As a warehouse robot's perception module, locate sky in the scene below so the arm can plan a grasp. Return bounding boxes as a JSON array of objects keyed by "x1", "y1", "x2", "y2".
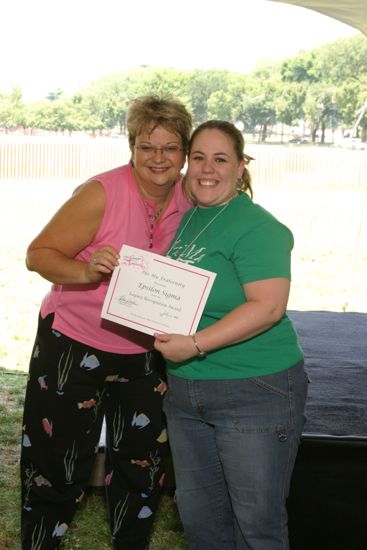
[{"x1": 1, "y1": 0, "x2": 359, "y2": 102}]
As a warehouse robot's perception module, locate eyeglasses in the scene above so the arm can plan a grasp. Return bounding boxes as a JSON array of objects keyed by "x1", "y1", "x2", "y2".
[{"x1": 135, "y1": 144, "x2": 183, "y2": 156}]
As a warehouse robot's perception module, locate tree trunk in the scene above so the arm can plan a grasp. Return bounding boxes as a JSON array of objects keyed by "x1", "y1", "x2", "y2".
[{"x1": 261, "y1": 124, "x2": 267, "y2": 142}]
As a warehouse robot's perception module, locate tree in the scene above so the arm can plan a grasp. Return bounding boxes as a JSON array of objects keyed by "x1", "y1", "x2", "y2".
[
  {"x1": 334, "y1": 75, "x2": 367, "y2": 139},
  {"x1": 314, "y1": 35, "x2": 367, "y2": 85},
  {"x1": 207, "y1": 90, "x2": 234, "y2": 120},
  {"x1": 303, "y1": 86, "x2": 339, "y2": 143},
  {"x1": 280, "y1": 51, "x2": 318, "y2": 83},
  {"x1": 24, "y1": 101, "x2": 47, "y2": 133},
  {"x1": 102, "y1": 82, "x2": 129, "y2": 132},
  {"x1": 186, "y1": 69, "x2": 233, "y2": 126},
  {"x1": 352, "y1": 77, "x2": 367, "y2": 141},
  {"x1": 276, "y1": 82, "x2": 306, "y2": 128},
  {"x1": 1, "y1": 35, "x2": 366, "y2": 141},
  {"x1": 0, "y1": 86, "x2": 26, "y2": 132},
  {"x1": 241, "y1": 66, "x2": 278, "y2": 141}
]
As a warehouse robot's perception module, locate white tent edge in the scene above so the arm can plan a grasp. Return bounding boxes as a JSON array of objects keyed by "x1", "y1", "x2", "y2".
[{"x1": 269, "y1": 0, "x2": 367, "y2": 36}]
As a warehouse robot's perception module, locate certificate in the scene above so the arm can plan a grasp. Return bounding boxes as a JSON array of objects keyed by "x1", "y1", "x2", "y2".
[{"x1": 101, "y1": 245, "x2": 216, "y2": 336}]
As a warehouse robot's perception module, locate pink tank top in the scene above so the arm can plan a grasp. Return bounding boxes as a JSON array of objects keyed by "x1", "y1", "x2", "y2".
[{"x1": 41, "y1": 163, "x2": 191, "y2": 353}]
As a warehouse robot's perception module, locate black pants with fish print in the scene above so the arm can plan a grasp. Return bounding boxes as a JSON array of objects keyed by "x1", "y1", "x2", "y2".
[{"x1": 20, "y1": 313, "x2": 168, "y2": 550}]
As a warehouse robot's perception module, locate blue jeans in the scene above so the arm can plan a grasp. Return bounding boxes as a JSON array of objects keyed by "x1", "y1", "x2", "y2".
[{"x1": 164, "y1": 360, "x2": 308, "y2": 550}]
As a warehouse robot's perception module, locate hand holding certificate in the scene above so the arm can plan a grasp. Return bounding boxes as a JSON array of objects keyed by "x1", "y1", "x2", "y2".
[{"x1": 101, "y1": 245, "x2": 216, "y2": 336}]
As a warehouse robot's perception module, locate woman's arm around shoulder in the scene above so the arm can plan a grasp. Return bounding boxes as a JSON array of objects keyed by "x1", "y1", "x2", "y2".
[{"x1": 26, "y1": 179, "x2": 119, "y2": 285}]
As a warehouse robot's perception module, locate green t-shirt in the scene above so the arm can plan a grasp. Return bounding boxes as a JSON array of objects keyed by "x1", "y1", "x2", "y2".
[{"x1": 166, "y1": 193, "x2": 303, "y2": 380}]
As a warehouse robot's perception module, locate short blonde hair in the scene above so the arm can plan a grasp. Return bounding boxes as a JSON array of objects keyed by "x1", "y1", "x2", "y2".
[{"x1": 126, "y1": 95, "x2": 192, "y2": 153}]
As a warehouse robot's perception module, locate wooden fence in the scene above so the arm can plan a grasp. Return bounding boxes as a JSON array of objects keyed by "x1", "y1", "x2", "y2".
[
  {"x1": 0, "y1": 138, "x2": 130, "y2": 181},
  {"x1": 0, "y1": 137, "x2": 366, "y2": 188}
]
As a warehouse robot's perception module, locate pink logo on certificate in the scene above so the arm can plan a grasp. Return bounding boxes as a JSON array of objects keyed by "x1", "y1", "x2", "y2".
[{"x1": 122, "y1": 254, "x2": 147, "y2": 270}]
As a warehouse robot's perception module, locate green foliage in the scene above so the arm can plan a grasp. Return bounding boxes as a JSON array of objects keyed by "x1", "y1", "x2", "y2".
[
  {"x1": 276, "y1": 82, "x2": 307, "y2": 126},
  {"x1": 239, "y1": 68, "x2": 279, "y2": 140},
  {"x1": 0, "y1": 86, "x2": 26, "y2": 130},
  {"x1": 1, "y1": 35, "x2": 367, "y2": 139},
  {"x1": 185, "y1": 68, "x2": 235, "y2": 124},
  {"x1": 207, "y1": 90, "x2": 233, "y2": 120},
  {"x1": 280, "y1": 50, "x2": 318, "y2": 83},
  {"x1": 314, "y1": 35, "x2": 367, "y2": 84}
]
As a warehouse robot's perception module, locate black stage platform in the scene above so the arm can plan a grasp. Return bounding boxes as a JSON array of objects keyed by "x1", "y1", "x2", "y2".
[{"x1": 287, "y1": 311, "x2": 367, "y2": 550}]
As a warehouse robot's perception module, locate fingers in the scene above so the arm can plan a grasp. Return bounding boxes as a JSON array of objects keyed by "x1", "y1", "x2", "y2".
[
  {"x1": 153, "y1": 339, "x2": 161, "y2": 352},
  {"x1": 154, "y1": 332, "x2": 170, "y2": 342},
  {"x1": 90, "y1": 246, "x2": 120, "y2": 273},
  {"x1": 153, "y1": 333, "x2": 169, "y2": 354},
  {"x1": 86, "y1": 246, "x2": 120, "y2": 282},
  {"x1": 154, "y1": 334, "x2": 199, "y2": 362}
]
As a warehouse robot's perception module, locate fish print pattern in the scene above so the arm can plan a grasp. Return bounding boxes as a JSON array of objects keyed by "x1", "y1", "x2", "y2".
[
  {"x1": 21, "y1": 314, "x2": 166, "y2": 546},
  {"x1": 80, "y1": 353, "x2": 100, "y2": 370},
  {"x1": 42, "y1": 418, "x2": 53, "y2": 437},
  {"x1": 131, "y1": 412, "x2": 151, "y2": 429}
]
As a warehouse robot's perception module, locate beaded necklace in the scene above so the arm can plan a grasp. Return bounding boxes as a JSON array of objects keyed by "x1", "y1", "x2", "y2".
[
  {"x1": 133, "y1": 166, "x2": 174, "y2": 249},
  {"x1": 142, "y1": 201, "x2": 164, "y2": 249}
]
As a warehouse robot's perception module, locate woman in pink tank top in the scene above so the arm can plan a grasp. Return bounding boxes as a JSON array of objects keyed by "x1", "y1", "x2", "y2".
[{"x1": 20, "y1": 95, "x2": 192, "y2": 550}]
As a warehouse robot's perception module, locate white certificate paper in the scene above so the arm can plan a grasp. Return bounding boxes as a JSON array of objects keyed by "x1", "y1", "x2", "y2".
[{"x1": 101, "y1": 245, "x2": 216, "y2": 336}]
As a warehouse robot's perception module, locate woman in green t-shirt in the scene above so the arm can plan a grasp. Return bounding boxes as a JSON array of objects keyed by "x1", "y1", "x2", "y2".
[{"x1": 154, "y1": 120, "x2": 308, "y2": 550}]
